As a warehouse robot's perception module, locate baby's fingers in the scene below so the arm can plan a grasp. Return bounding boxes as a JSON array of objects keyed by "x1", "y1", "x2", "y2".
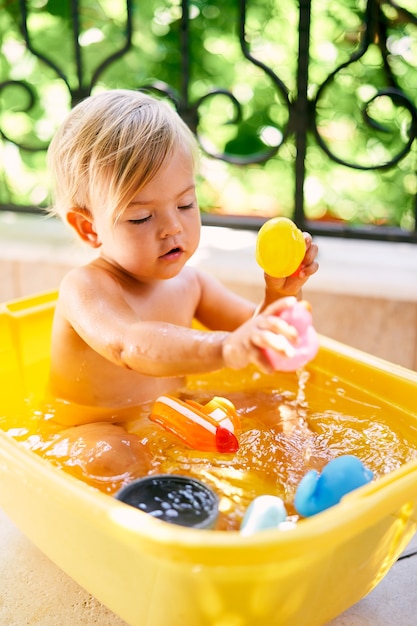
[
  {"x1": 256, "y1": 313, "x2": 298, "y2": 342},
  {"x1": 252, "y1": 329, "x2": 296, "y2": 358}
]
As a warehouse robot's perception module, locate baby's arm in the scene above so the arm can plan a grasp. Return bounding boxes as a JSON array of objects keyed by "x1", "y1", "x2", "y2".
[
  {"x1": 193, "y1": 270, "x2": 300, "y2": 372},
  {"x1": 122, "y1": 296, "x2": 296, "y2": 375},
  {"x1": 58, "y1": 266, "x2": 298, "y2": 377}
]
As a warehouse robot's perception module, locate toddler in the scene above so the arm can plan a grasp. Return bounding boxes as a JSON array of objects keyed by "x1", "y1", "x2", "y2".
[{"x1": 46, "y1": 89, "x2": 318, "y2": 481}]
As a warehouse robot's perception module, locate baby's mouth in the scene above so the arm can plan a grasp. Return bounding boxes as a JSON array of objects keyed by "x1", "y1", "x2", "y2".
[{"x1": 161, "y1": 246, "x2": 183, "y2": 259}]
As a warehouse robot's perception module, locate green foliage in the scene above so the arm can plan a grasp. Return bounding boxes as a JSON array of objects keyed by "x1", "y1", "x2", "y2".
[{"x1": 0, "y1": 0, "x2": 415, "y2": 231}]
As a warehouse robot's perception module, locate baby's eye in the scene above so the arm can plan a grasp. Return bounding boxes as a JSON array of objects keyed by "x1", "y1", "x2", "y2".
[
  {"x1": 178, "y1": 202, "x2": 195, "y2": 210},
  {"x1": 128, "y1": 215, "x2": 151, "y2": 225}
]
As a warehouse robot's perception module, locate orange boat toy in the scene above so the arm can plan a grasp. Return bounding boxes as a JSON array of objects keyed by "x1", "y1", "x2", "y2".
[{"x1": 149, "y1": 395, "x2": 240, "y2": 453}]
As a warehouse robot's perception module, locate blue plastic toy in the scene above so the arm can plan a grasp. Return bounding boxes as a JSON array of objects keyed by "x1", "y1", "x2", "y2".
[
  {"x1": 240, "y1": 495, "x2": 288, "y2": 535},
  {"x1": 294, "y1": 455, "x2": 374, "y2": 517}
]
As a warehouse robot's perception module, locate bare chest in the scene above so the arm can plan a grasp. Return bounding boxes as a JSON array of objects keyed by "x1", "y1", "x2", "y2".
[{"x1": 122, "y1": 272, "x2": 200, "y2": 326}]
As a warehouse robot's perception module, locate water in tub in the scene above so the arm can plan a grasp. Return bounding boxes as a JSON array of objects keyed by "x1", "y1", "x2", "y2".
[{"x1": 2, "y1": 363, "x2": 417, "y2": 531}]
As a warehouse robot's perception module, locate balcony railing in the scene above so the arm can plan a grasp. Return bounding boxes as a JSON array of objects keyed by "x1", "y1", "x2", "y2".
[{"x1": 0, "y1": 0, "x2": 416, "y2": 242}]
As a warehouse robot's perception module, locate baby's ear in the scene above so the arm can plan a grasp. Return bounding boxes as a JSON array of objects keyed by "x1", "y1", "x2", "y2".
[{"x1": 67, "y1": 209, "x2": 101, "y2": 248}]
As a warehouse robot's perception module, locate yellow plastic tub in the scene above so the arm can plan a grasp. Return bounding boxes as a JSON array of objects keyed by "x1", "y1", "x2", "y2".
[{"x1": 1, "y1": 291, "x2": 417, "y2": 626}]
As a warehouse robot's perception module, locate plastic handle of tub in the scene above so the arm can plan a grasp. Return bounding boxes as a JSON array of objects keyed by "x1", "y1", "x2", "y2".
[
  {"x1": 263, "y1": 300, "x2": 320, "y2": 372},
  {"x1": 294, "y1": 455, "x2": 374, "y2": 517},
  {"x1": 149, "y1": 395, "x2": 240, "y2": 453}
]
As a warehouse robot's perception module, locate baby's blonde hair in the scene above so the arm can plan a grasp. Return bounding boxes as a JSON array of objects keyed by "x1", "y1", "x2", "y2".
[{"x1": 47, "y1": 89, "x2": 198, "y2": 224}]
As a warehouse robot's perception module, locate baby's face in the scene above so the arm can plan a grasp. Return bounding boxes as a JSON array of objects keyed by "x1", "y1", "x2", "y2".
[{"x1": 91, "y1": 147, "x2": 201, "y2": 282}]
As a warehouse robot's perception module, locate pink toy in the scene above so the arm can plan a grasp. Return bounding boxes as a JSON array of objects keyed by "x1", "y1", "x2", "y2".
[{"x1": 263, "y1": 301, "x2": 319, "y2": 371}]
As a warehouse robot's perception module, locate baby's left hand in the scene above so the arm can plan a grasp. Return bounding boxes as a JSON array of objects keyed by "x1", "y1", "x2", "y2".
[{"x1": 264, "y1": 232, "x2": 319, "y2": 298}]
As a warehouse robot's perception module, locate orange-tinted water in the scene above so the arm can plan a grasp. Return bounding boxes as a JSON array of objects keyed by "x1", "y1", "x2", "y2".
[{"x1": 3, "y1": 367, "x2": 417, "y2": 531}]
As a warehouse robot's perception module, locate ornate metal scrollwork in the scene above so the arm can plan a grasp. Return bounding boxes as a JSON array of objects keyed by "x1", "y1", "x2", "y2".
[
  {"x1": 0, "y1": 0, "x2": 415, "y2": 239},
  {"x1": 0, "y1": 80, "x2": 41, "y2": 151},
  {"x1": 144, "y1": 0, "x2": 291, "y2": 165},
  {"x1": 313, "y1": 0, "x2": 417, "y2": 171},
  {"x1": 0, "y1": 0, "x2": 133, "y2": 152}
]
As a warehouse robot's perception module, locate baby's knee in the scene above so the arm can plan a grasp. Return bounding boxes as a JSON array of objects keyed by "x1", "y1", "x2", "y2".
[{"x1": 44, "y1": 422, "x2": 152, "y2": 489}]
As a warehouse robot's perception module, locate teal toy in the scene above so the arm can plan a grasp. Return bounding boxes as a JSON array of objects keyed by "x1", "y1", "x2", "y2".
[
  {"x1": 240, "y1": 495, "x2": 288, "y2": 535},
  {"x1": 294, "y1": 455, "x2": 374, "y2": 517}
]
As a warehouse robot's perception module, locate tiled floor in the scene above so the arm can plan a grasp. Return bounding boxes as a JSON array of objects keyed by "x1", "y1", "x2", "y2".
[{"x1": 0, "y1": 507, "x2": 416, "y2": 625}]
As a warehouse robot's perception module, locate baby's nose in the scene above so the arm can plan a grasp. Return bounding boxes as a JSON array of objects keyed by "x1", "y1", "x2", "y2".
[{"x1": 161, "y1": 212, "x2": 182, "y2": 237}]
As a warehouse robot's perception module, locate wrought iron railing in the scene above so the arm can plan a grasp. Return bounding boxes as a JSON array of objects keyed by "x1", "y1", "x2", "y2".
[{"x1": 0, "y1": 0, "x2": 416, "y2": 242}]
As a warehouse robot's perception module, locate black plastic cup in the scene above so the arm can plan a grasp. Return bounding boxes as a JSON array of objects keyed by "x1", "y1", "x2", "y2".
[{"x1": 115, "y1": 474, "x2": 219, "y2": 529}]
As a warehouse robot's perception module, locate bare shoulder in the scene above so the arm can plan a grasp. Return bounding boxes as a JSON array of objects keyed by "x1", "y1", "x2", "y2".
[
  {"x1": 58, "y1": 260, "x2": 132, "y2": 311},
  {"x1": 59, "y1": 262, "x2": 119, "y2": 295},
  {"x1": 56, "y1": 262, "x2": 131, "y2": 330},
  {"x1": 169, "y1": 264, "x2": 205, "y2": 298}
]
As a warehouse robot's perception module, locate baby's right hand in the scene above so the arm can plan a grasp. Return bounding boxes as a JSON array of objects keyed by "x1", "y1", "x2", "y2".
[{"x1": 222, "y1": 297, "x2": 299, "y2": 373}]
